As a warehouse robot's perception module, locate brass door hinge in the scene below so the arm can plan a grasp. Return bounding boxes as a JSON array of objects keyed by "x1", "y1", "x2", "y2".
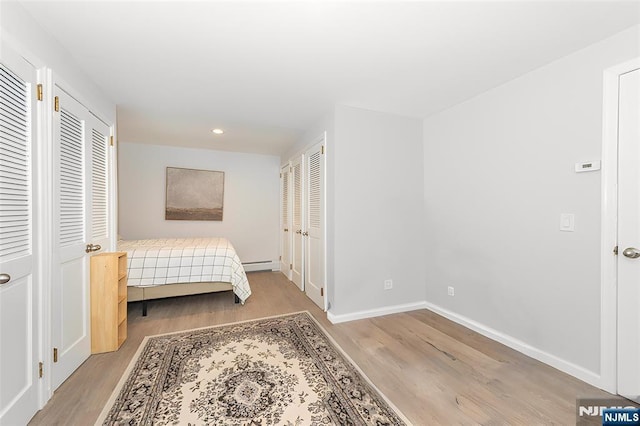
[
  {"x1": 53, "y1": 347, "x2": 58, "y2": 363},
  {"x1": 321, "y1": 145, "x2": 324, "y2": 154},
  {"x1": 280, "y1": 173, "x2": 282, "y2": 178},
  {"x1": 279, "y1": 255, "x2": 282, "y2": 261},
  {"x1": 614, "y1": 246, "x2": 619, "y2": 255},
  {"x1": 54, "y1": 96, "x2": 59, "y2": 112},
  {"x1": 39, "y1": 362, "x2": 43, "y2": 378},
  {"x1": 321, "y1": 287, "x2": 324, "y2": 297},
  {"x1": 37, "y1": 84, "x2": 43, "y2": 101},
  {"x1": 289, "y1": 264, "x2": 293, "y2": 270},
  {"x1": 110, "y1": 136, "x2": 114, "y2": 146}
]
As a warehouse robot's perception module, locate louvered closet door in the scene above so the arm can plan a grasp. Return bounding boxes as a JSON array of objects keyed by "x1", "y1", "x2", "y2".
[
  {"x1": 304, "y1": 141, "x2": 325, "y2": 310},
  {"x1": 88, "y1": 114, "x2": 111, "y2": 252},
  {"x1": 0, "y1": 52, "x2": 40, "y2": 424},
  {"x1": 51, "y1": 86, "x2": 92, "y2": 389},
  {"x1": 280, "y1": 164, "x2": 292, "y2": 280},
  {"x1": 291, "y1": 156, "x2": 304, "y2": 290}
]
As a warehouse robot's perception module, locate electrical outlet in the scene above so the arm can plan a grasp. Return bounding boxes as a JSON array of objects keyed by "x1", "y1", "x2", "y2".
[
  {"x1": 447, "y1": 286, "x2": 455, "y2": 296},
  {"x1": 384, "y1": 279, "x2": 393, "y2": 290}
]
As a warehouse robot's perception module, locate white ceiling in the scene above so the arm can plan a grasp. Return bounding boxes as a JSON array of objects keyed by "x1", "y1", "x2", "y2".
[{"x1": 17, "y1": 1, "x2": 640, "y2": 156}]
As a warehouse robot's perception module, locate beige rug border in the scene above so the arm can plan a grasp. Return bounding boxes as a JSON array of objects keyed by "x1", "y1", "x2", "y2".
[{"x1": 95, "y1": 311, "x2": 412, "y2": 425}]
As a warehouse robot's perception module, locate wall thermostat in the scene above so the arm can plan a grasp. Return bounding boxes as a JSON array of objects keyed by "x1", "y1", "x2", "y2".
[{"x1": 575, "y1": 161, "x2": 601, "y2": 172}]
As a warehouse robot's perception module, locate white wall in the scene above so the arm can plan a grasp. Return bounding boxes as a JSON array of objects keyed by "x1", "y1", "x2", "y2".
[
  {"x1": 0, "y1": 2, "x2": 115, "y2": 122},
  {"x1": 118, "y1": 142, "x2": 280, "y2": 264},
  {"x1": 330, "y1": 105, "x2": 425, "y2": 317},
  {"x1": 281, "y1": 111, "x2": 334, "y2": 165},
  {"x1": 422, "y1": 25, "x2": 639, "y2": 378}
]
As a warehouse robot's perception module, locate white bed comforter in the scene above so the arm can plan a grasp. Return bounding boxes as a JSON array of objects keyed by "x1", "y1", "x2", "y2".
[{"x1": 117, "y1": 237, "x2": 251, "y2": 303}]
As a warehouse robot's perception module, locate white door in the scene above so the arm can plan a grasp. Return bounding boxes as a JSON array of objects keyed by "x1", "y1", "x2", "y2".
[
  {"x1": 617, "y1": 67, "x2": 640, "y2": 401},
  {"x1": 291, "y1": 156, "x2": 304, "y2": 290},
  {"x1": 0, "y1": 50, "x2": 41, "y2": 426},
  {"x1": 280, "y1": 164, "x2": 292, "y2": 280},
  {"x1": 88, "y1": 113, "x2": 111, "y2": 253},
  {"x1": 51, "y1": 86, "x2": 92, "y2": 389},
  {"x1": 304, "y1": 141, "x2": 325, "y2": 310}
]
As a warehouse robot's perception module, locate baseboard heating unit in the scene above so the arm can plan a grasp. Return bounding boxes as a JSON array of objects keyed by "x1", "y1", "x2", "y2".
[{"x1": 242, "y1": 260, "x2": 278, "y2": 272}]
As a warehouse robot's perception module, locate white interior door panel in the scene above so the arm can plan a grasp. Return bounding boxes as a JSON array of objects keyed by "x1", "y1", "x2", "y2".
[
  {"x1": 51, "y1": 86, "x2": 91, "y2": 390},
  {"x1": 291, "y1": 156, "x2": 304, "y2": 290},
  {"x1": 280, "y1": 164, "x2": 291, "y2": 280},
  {"x1": 304, "y1": 141, "x2": 325, "y2": 310},
  {"x1": 0, "y1": 50, "x2": 40, "y2": 425},
  {"x1": 617, "y1": 67, "x2": 640, "y2": 401}
]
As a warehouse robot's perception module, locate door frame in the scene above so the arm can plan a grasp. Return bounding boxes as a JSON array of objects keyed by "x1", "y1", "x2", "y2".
[
  {"x1": 38, "y1": 67, "x2": 54, "y2": 404},
  {"x1": 600, "y1": 57, "x2": 640, "y2": 394}
]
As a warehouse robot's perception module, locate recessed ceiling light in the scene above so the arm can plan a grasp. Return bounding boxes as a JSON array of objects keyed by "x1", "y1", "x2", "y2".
[{"x1": 212, "y1": 128, "x2": 224, "y2": 135}]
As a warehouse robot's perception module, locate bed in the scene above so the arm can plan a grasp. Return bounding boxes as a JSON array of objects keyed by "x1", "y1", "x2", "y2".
[{"x1": 117, "y1": 237, "x2": 251, "y2": 316}]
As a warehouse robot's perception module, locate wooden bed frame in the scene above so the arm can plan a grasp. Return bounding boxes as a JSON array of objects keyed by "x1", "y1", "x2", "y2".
[{"x1": 128, "y1": 282, "x2": 239, "y2": 316}]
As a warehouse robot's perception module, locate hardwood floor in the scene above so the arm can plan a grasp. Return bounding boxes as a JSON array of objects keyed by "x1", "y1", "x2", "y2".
[{"x1": 29, "y1": 271, "x2": 613, "y2": 425}]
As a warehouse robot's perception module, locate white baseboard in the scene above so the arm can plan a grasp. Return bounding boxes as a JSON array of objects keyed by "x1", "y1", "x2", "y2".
[
  {"x1": 328, "y1": 298, "x2": 605, "y2": 389},
  {"x1": 242, "y1": 260, "x2": 278, "y2": 272},
  {"x1": 327, "y1": 301, "x2": 428, "y2": 324},
  {"x1": 423, "y1": 302, "x2": 604, "y2": 390}
]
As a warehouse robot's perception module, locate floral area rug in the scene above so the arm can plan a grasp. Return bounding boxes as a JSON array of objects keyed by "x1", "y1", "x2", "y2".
[{"x1": 97, "y1": 311, "x2": 409, "y2": 425}]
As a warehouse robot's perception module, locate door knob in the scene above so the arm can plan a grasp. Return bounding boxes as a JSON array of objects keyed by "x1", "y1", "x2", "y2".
[
  {"x1": 284, "y1": 228, "x2": 288, "y2": 232},
  {"x1": 622, "y1": 247, "x2": 640, "y2": 259},
  {"x1": 85, "y1": 244, "x2": 102, "y2": 253},
  {"x1": 302, "y1": 231, "x2": 309, "y2": 236},
  {"x1": 0, "y1": 273, "x2": 10, "y2": 285},
  {"x1": 295, "y1": 230, "x2": 302, "y2": 234}
]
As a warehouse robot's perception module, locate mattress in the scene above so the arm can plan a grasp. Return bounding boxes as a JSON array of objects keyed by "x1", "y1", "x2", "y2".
[{"x1": 117, "y1": 237, "x2": 251, "y2": 303}]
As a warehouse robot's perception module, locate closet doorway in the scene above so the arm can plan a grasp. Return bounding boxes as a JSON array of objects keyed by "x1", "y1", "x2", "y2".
[
  {"x1": 0, "y1": 46, "x2": 41, "y2": 426},
  {"x1": 614, "y1": 65, "x2": 640, "y2": 402},
  {"x1": 280, "y1": 133, "x2": 326, "y2": 310},
  {"x1": 51, "y1": 85, "x2": 113, "y2": 389},
  {"x1": 602, "y1": 58, "x2": 640, "y2": 401},
  {"x1": 280, "y1": 163, "x2": 291, "y2": 281},
  {"x1": 303, "y1": 141, "x2": 325, "y2": 309}
]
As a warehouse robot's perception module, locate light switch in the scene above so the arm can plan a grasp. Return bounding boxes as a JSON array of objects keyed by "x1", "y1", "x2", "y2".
[{"x1": 560, "y1": 213, "x2": 575, "y2": 232}]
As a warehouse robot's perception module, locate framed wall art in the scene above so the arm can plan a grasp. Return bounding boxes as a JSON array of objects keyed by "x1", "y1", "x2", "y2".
[{"x1": 165, "y1": 167, "x2": 224, "y2": 221}]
